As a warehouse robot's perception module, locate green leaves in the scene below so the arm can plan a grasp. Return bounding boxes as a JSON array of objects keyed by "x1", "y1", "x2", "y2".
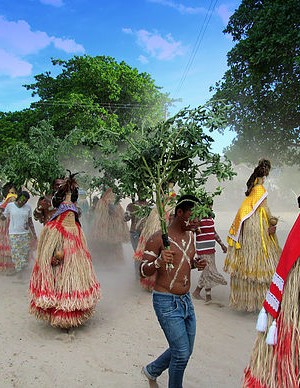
[
  {"x1": 92, "y1": 103, "x2": 236, "y2": 222},
  {"x1": 1, "y1": 121, "x2": 65, "y2": 194},
  {"x1": 211, "y1": 0, "x2": 300, "y2": 165}
]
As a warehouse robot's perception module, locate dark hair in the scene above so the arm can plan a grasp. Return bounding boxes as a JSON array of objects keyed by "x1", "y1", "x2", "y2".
[
  {"x1": 245, "y1": 159, "x2": 271, "y2": 196},
  {"x1": 52, "y1": 170, "x2": 79, "y2": 208},
  {"x1": 175, "y1": 194, "x2": 200, "y2": 216},
  {"x1": 2, "y1": 182, "x2": 17, "y2": 198},
  {"x1": 297, "y1": 195, "x2": 300, "y2": 208},
  {"x1": 17, "y1": 191, "x2": 30, "y2": 200}
]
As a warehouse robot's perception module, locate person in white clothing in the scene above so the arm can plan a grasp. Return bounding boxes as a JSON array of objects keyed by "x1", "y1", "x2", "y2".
[{"x1": 0, "y1": 191, "x2": 37, "y2": 274}]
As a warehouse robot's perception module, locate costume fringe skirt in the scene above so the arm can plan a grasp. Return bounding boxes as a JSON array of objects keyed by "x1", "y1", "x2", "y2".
[
  {"x1": 0, "y1": 219, "x2": 14, "y2": 272},
  {"x1": 243, "y1": 259, "x2": 300, "y2": 388},
  {"x1": 90, "y1": 189, "x2": 129, "y2": 244},
  {"x1": 29, "y1": 217, "x2": 101, "y2": 328},
  {"x1": 224, "y1": 207, "x2": 281, "y2": 312}
]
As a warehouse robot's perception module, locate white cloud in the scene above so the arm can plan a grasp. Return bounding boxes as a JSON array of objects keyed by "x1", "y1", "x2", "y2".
[
  {"x1": 122, "y1": 28, "x2": 133, "y2": 35},
  {"x1": 124, "y1": 28, "x2": 185, "y2": 61},
  {"x1": 39, "y1": 0, "x2": 64, "y2": 7},
  {"x1": 0, "y1": 17, "x2": 49, "y2": 55},
  {"x1": 216, "y1": 4, "x2": 233, "y2": 25},
  {"x1": 0, "y1": 49, "x2": 32, "y2": 77},
  {"x1": 51, "y1": 37, "x2": 84, "y2": 53},
  {"x1": 0, "y1": 16, "x2": 85, "y2": 77},
  {"x1": 148, "y1": 0, "x2": 205, "y2": 15},
  {"x1": 138, "y1": 55, "x2": 149, "y2": 64}
]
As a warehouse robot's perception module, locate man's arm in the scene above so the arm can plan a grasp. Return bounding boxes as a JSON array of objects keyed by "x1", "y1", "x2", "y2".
[
  {"x1": 28, "y1": 217, "x2": 37, "y2": 240},
  {"x1": 215, "y1": 229, "x2": 227, "y2": 253},
  {"x1": 140, "y1": 232, "x2": 177, "y2": 277},
  {"x1": 0, "y1": 205, "x2": 8, "y2": 221},
  {"x1": 124, "y1": 203, "x2": 134, "y2": 222},
  {"x1": 0, "y1": 208, "x2": 6, "y2": 221},
  {"x1": 140, "y1": 233, "x2": 162, "y2": 277}
]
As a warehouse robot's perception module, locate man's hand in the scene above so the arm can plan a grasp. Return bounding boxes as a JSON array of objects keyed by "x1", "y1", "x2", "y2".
[
  {"x1": 221, "y1": 243, "x2": 227, "y2": 253},
  {"x1": 161, "y1": 249, "x2": 175, "y2": 266},
  {"x1": 194, "y1": 258, "x2": 207, "y2": 271},
  {"x1": 268, "y1": 225, "x2": 276, "y2": 235},
  {"x1": 39, "y1": 198, "x2": 51, "y2": 210}
]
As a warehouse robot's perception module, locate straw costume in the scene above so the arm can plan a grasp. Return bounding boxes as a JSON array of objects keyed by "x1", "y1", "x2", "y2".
[
  {"x1": 243, "y1": 212, "x2": 300, "y2": 388},
  {"x1": 0, "y1": 191, "x2": 17, "y2": 273},
  {"x1": 90, "y1": 188, "x2": 129, "y2": 263},
  {"x1": 29, "y1": 172, "x2": 101, "y2": 329},
  {"x1": 224, "y1": 159, "x2": 281, "y2": 312}
]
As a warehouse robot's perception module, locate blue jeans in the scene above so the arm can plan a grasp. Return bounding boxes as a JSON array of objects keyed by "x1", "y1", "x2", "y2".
[
  {"x1": 130, "y1": 230, "x2": 141, "y2": 279},
  {"x1": 145, "y1": 291, "x2": 196, "y2": 388}
]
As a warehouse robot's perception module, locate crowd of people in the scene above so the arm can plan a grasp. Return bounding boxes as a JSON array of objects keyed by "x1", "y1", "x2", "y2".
[{"x1": 0, "y1": 158, "x2": 299, "y2": 387}]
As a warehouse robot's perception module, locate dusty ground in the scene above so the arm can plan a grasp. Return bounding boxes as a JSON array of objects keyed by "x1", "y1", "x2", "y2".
[{"x1": 0, "y1": 204, "x2": 297, "y2": 388}]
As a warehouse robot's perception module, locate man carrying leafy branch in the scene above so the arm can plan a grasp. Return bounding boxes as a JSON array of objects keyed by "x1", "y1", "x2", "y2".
[{"x1": 141, "y1": 194, "x2": 206, "y2": 388}]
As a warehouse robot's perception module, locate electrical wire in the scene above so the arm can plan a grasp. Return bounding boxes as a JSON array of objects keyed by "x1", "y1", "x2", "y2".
[{"x1": 173, "y1": 0, "x2": 219, "y2": 99}]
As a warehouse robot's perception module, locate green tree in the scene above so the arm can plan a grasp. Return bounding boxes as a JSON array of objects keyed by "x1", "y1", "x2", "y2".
[
  {"x1": 83, "y1": 104, "x2": 235, "y2": 248},
  {"x1": 211, "y1": 0, "x2": 300, "y2": 165},
  {"x1": 0, "y1": 109, "x2": 43, "y2": 163},
  {"x1": 24, "y1": 55, "x2": 173, "y2": 138},
  {"x1": 1, "y1": 121, "x2": 66, "y2": 194}
]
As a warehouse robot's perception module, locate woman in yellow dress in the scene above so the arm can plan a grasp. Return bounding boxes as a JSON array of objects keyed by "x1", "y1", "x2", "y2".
[{"x1": 224, "y1": 159, "x2": 281, "y2": 312}]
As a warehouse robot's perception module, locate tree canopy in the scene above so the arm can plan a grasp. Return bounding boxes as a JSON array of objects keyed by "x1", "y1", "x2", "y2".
[
  {"x1": 211, "y1": 0, "x2": 300, "y2": 165},
  {"x1": 80, "y1": 103, "x2": 235, "y2": 220},
  {"x1": 24, "y1": 55, "x2": 172, "y2": 138},
  {"x1": 0, "y1": 55, "x2": 173, "y2": 192}
]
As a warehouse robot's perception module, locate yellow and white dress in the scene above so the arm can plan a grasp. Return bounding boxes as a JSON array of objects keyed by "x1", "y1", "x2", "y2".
[{"x1": 224, "y1": 178, "x2": 281, "y2": 312}]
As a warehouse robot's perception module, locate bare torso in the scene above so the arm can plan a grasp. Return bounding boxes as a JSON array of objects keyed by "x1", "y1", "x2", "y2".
[{"x1": 144, "y1": 229, "x2": 195, "y2": 295}]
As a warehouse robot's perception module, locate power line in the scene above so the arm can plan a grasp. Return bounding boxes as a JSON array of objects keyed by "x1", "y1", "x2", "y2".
[
  {"x1": 173, "y1": 0, "x2": 219, "y2": 99},
  {"x1": 32, "y1": 100, "x2": 154, "y2": 109}
]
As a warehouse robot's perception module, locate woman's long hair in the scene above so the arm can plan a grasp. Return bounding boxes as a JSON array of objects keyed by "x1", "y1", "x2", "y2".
[{"x1": 245, "y1": 159, "x2": 271, "y2": 197}]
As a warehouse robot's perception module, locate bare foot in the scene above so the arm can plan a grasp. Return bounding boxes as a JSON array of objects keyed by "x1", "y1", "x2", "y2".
[
  {"x1": 192, "y1": 292, "x2": 204, "y2": 300},
  {"x1": 149, "y1": 380, "x2": 159, "y2": 388},
  {"x1": 142, "y1": 367, "x2": 159, "y2": 387}
]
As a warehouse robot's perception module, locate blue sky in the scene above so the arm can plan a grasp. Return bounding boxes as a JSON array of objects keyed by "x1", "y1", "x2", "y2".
[{"x1": 0, "y1": 0, "x2": 241, "y2": 152}]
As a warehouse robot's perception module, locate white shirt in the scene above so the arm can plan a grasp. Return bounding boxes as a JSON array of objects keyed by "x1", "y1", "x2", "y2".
[{"x1": 3, "y1": 202, "x2": 32, "y2": 235}]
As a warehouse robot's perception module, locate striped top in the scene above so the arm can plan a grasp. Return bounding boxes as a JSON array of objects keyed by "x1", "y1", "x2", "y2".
[{"x1": 196, "y1": 218, "x2": 216, "y2": 255}]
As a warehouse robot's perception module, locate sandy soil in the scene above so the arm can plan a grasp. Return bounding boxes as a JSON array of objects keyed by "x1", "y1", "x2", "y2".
[{"x1": 0, "y1": 206, "x2": 297, "y2": 388}]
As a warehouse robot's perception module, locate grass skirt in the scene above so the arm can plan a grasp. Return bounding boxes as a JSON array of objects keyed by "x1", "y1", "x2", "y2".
[
  {"x1": 224, "y1": 205, "x2": 281, "y2": 312},
  {"x1": 90, "y1": 189, "x2": 129, "y2": 244},
  {"x1": 29, "y1": 211, "x2": 101, "y2": 328},
  {"x1": 0, "y1": 218, "x2": 14, "y2": 272},
  {"x1": 243, "y1": 259, "x2": 300, "y2": 388}
]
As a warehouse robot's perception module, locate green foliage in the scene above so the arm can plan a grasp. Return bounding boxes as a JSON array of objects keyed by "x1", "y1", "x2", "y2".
[
  {"x1": 87, "y1": 104, "x2": 236, "y2": 232},
  {"x1": 24, "y1": 55, "x2": 173, "y2": 138},
  {"x1": 211, "y1": 0, "x2": 300, "y2": 165},
  {"x1": 0, "y1": 55, "x2": 174, "y2": 192},
  {"x1": 1, "y1": 121, "x2": 66, "y2": 194}
]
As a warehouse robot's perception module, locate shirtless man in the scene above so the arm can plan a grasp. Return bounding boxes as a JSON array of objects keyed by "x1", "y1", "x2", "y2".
[{"x1": 140, "y1": 194, "x2": 206, "y2": 388}]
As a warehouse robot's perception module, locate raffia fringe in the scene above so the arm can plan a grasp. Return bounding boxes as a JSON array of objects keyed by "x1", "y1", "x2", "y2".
[
  {"x1": 229, "y1": 276, "x2": 270, "y2": 312},
  {"x1": 29, "y1": 301, "x2": 96, "y2": 328},
  {"x1": 243, "y1": 260, "x2": 300, "y2": 388},
  {"x1": 29, "y1": 216, "x2": 101, "y2": 327},
  {"x1": 90, "y1": 190, "x2": 129, "y2": 243},
  {"x1": 224, "y1": 208, "x2": 281, "y2": 283}
]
